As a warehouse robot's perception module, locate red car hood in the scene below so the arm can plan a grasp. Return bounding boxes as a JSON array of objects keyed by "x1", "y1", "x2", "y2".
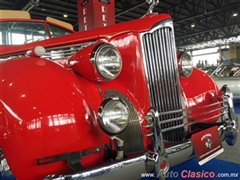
[{"x1": 0, "y1": 13, "x2": 171, "y2": 57}]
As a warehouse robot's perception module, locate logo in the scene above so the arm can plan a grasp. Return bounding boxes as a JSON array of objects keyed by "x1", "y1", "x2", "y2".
[{"x1": 205, "y1": 138, "x2": 212, "y2": 149}]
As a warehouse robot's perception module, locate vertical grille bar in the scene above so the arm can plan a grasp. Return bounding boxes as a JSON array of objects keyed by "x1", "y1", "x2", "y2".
[{"x1": 141, "y1": 21, "x2": 184, "y2": 142}]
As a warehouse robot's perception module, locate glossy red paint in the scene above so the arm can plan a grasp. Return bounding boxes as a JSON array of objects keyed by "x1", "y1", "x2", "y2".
[
  {"x1": 180, "y1": 68, "x2": 220, "y2": 124},
  {"x1": 1, "y1": 57, "x2": 109, "y2": 179},
  {"x1": 1, "y1": 14, "x2": 170, "y2": 179},
  {"x1": 67, "y1": 42, "x2": 102, "y2": 81},
  {"x1": 101, "y1": 32, "x2": 151, "y2": 152},
  {"x1": 1, "y1": 14, "x2": 171, "y2": 57},
  {"x1": 68, "y1": 31, "x2": 151, "y2": 152}
]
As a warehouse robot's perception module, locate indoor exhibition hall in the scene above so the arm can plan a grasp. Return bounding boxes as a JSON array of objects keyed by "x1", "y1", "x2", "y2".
[{"x1": 0, "y1": 0, "x2": 239, "y2": 179}]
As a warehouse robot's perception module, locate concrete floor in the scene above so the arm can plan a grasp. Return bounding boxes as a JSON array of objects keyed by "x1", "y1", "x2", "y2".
[{"x1": 216, "y1": 114, "x2": 240, "y2": 165}]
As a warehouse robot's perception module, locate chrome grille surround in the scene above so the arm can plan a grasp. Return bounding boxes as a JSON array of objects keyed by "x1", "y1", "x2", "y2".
[
  {"x1": 140, "y1": 19, "x2": 185, "y2": 142},
  {"x1": 104, "y1": 90, "x2": 144, "y2": 154}
]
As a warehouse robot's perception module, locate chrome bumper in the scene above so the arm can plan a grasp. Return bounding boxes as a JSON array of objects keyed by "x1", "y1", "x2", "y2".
[
  {"x1": 44, "y1": 118, "x2": 238, "y2": 180},
  {"x1": 44, "y1": 141, "x2": 194, "y2": 180}
]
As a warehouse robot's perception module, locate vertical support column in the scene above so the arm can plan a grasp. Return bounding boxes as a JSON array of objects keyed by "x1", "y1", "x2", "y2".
[
  {"x1": 236, "y1": 43, "x2": 240, "y2": 59},
  {"x1": 218, "y1": 46, "x2": 222, "y2": 65},
  {"x1": 77, "y1": 0, "x2": 115, "y2": 32},
  {"x1": 229, "y1": 44, "x2": 237, "y2": 59}
]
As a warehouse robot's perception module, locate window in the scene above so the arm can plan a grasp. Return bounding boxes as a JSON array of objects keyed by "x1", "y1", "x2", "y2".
[
  {"x1": 192, "y1": 47, "x2": 219, "y2": 67},
  {"x1": 47, "y1": 23, "x2": 73, "y2": 38},
  {"x1": 0, "y1": 21, "x2": 47, "y2": 45}
]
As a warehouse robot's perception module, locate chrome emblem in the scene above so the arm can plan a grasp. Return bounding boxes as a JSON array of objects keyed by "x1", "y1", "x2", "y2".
[
  {"x1": 146, "y1": 0, "x2": 159, "y2": 14},
  {"x1": 205, "y1": 138, "x2": 212, "y2": 149}
]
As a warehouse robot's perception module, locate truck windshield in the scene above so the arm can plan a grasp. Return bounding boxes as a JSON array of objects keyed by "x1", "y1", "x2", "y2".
[{"x1": 0, "y1": 21, "x2": 73, "y2": 45}]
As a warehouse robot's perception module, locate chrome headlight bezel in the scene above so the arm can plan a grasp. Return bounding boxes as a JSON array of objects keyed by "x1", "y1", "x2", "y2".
[
  {"x1": 222, "y1": 85, "x2": 234, "y2": 108},
  {"x1": 179, "y1": 52, "x2": 193, "y2": 77},
  {"x1": 221, "y1": 85, "x2": 237, "y2": 124},
  {"x1": 91, "y1": 43, "x2": 122, "y2": 81},
  {"x1": 98, "y1": 98, "x2": 130, "y2": 135}
]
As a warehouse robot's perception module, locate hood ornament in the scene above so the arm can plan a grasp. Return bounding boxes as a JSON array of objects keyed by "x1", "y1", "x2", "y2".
[{"x1": 146, "y1": 0, "x2": 159, "y2": 14}]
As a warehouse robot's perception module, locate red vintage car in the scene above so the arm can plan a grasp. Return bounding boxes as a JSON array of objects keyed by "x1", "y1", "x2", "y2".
[{"x1": 0, "y1": 6, "x2": 238, "y2": 180}]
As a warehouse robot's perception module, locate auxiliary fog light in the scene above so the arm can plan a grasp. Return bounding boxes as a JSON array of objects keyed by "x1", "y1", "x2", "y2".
[{"x1": 98, "y1": 98, "x2": 129, "y2": 135}]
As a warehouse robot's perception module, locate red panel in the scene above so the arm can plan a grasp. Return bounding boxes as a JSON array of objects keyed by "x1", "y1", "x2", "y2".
[
  {"x1": 180, "y1": 68, "x2": 221, "y2": 123},
  {"x1": 1, "y1": 57, "x2": 109, "y2": 179}
]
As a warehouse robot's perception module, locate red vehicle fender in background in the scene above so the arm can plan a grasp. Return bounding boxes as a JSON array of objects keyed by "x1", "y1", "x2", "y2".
[
  {"x1": 0, "y1": 57, "x2": 109, "y2": 179},
  {"x1": 177, "y1": 51, "x2": 220, "y2": 124},
  {"x1": 180, "y1": 68, "x2": 221, "y2": 124}
]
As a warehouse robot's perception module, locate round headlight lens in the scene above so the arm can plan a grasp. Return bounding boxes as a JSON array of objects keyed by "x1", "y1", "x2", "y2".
[
  {"x1": 92, "y1": 43, "x2": 122, "y2": 81},
  {"x1": 98, "y1": 98, "x2": 129, "y2": 135},
  {"x1": 179, "y1": 52, "x2": 193, "y2": 77}
]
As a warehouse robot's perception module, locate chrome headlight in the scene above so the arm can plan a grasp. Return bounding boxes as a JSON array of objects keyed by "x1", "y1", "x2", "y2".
[
  {"x1": 91, "y1": 43, "x2": 122, "y2": 81},
  {"x1": 98, "y1": 98, "x2": 129, "y2": 135},
  {"x1": 179, "y1": 52, "x2": 193, "y2": 77}
]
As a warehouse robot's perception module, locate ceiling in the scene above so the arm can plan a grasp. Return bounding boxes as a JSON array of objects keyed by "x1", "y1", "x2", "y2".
[{"x1": 1, "y1": 0, "x2": 240, "y2": 47}]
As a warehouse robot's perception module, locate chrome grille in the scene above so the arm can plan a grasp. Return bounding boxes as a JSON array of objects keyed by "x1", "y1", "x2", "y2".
[{"x1": 140, "y1": 20, "x2": 184, "y2": 142}]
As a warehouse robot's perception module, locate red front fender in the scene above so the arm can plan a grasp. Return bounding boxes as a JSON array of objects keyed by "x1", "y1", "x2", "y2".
[{"x1": 0, "y1": 57, "x2": 108, "y2": 179}]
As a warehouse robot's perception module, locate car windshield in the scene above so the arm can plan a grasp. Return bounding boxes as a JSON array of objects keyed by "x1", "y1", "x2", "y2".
[
  {"x1": 47, "y1": 23, "x2": 73, "y2": 38},
  {"x1": 0, "y1": 21, "x2": 73, "y2": 45}
]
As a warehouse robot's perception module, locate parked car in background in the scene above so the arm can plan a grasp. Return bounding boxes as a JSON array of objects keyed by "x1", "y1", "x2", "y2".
[
  {"x1": 0, "y1": 10, "x2": 75, "y2": 47},
  {"x1": 214, "y1": 77, "x2": 240, "y2": 103},
  {"x1": 0, "y1": 4, "x2": 238, "y2": 180},
  {"x1": 207, "y1": 63, "x2": 240, "y2": 103}
]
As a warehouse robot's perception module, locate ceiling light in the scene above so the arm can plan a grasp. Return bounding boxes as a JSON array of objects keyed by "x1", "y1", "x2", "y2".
[
  {"x1": 191, "y1": 24, "x2": 195, "y2": 28},
  {"x1": 233, "y1": 13, "x2": 238, "y2": 17},
  {"x1": 63, "y1": 14, "x2": 68, "y2": 18}
]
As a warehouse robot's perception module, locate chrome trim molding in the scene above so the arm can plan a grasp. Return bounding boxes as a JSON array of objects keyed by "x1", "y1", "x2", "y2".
[
  {"x1": 43, "y1": 42, "x2": 95, "y2": 60},
  {"x1": 143, "y1": 96, "x2": 232, "y2": 133},
  {"x1": 44, "y1": 141, "x2": 193, "y2": 180},
  {"x1": 44, "y1": 155, "x2": 147, "y2": 180}
]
